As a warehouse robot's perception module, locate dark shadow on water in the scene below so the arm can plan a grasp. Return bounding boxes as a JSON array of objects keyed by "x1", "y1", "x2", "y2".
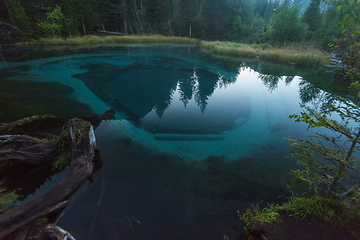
[
  {"x1": 58, "y1": 122, "x2": 290, "y2": 240},
  {"x1": 0, "y1": 80, "x2": 94, "y2": 123}
]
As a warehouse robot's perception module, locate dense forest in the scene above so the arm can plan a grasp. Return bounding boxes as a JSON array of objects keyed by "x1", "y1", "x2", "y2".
[
  {"x1": 0, "y1": 0, "x2": 359, "y2": 76},
  {"x1": 0, "y1": 0, "x2": 354, "y2": 43}
]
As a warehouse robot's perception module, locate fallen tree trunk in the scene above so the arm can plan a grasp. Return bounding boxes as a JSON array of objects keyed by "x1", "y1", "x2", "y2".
[
  {"x1": 0, "y1": 110, "x2": 115, "y2": 240},
  {"x1": 0, "y1": 115, "x2": 65, "y2": 136},
  {"x1": 97, "y1": 30, "x2": 136, "y2": 36},
  {"x1": 0, "y1": 119, "x2": 95, "y2": 239},
  {"x1": 0, "y1": 137, "x2": 60, "y2": 164}
]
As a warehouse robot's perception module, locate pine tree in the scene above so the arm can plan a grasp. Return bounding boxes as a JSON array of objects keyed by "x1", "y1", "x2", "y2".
[
  {"x1": 268, "y1": 0, "x2": 307, "y2": 44},
  {"x1": 302, "y1": 0, "x2": 322, "y2": 39}
]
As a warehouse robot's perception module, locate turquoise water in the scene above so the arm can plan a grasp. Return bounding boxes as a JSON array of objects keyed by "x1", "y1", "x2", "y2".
[{"x1": 0, "y1": 45, "x2": 344, "y2": 239}]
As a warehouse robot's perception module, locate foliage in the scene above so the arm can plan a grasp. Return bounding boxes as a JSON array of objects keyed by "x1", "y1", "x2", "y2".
[
  {"x1": 267, "y1": 0, "x2": 307, "y2": 44},
  {"x1": 0, "y1": 182, "x2": 18, "y2": 213},
  {"x1": 280, "y1": 195, "x2": 360, "y2": 230},
  {"x1": 232, "y1": 16, "x2": 244, "y2": 41},
  {"x1": 37, "y1": 5, "x2": 64, "y2": 37},
  {"x1": 239, "y1": 195, "x2": 360, "y2": 233},
  {"x1": 324, "y1": 0, "x2": 360, "y2": 37},
  {"x1": 193, "y1": 4, "x2": 207, "y2": 37},
  {"x1": 238, "y1": 203, "x2": 282, "y2": 230},
  {"x1": 322, "y1": 0, "x2": 360, "y2": 80},
  {"x1": 280, "y1": 195, "x2": 336, "y2": 221},
  {"x1": 0, "y1": 0, "x2": 357, "y2": 52},
  {"x1": 316, "y1": 6, "x2": 342, "y2": 49},
  {"x1": 349, "y1": 81, "x2": 360, "y2": 97},
  {"x1": 288, "y1": 97, "x2": 360, "y2": 197},
  {"x1": 302, "y1": 0, "x2": 322, "y2": 39}
]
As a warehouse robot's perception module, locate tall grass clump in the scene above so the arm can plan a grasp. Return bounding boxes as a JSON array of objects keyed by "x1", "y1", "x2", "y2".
[
  {"x1": 15, "y1": 35, "x2": 329, "y2": 66},
  {"x1": 279, "y1": 195, "x2": 360, "y2": 233},
  {"x1": 17, "y1": 35, "x2": 197, "y2": 46},
  {"x1": 239, "y1": 196, "x2": 360, "y2": 237},
  {"x1": 37, "y1": 38, "x2": 67, "y2": 45},
  {"x1": 200, "y1": 41, "x2": 330, "y2": 66},
  {"x1": 102, "y1": 35, "x2": 198, "y2": 44},
  {"x1": 65, "y1": 35, "x2": 103, "y2": 44}
]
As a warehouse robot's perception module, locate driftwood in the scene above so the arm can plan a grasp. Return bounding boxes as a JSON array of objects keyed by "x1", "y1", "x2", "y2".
[
  {"x1": 0, "y1": 115, "x2": 66, "y2": 136},
  {"x1": 0, "y1": 110, "x2": 115, "y2": 240},
  {"x1": 98, "y1": 30, "x2": 125, "y2": 35},
  {"x1": 97, "y1": 30, "x2": 136, "y2": 36},
  {"x1": 0, "y1": 136, "x2": 60, "y2": 164}
]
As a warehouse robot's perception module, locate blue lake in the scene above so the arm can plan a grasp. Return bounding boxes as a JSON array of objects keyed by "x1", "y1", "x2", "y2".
[{"x1": 0, "y1": 45, "x2": 346, "y2": 239}]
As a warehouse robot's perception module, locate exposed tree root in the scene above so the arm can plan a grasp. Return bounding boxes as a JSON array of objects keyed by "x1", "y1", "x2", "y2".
[{"x1": 0, "y1": 109, "x2": 115, "y2": 240}]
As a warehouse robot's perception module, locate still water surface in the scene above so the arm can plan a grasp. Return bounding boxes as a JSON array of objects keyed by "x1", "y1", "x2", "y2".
[{"x1": 0, "y1": 45, "x2": 344, "y2": 239}]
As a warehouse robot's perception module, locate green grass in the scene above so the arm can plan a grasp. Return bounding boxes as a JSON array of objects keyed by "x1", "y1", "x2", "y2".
[
  {"x1": 279, "y1": 196, "x2": 360, "y2": 228},
  {"x1": 0, "y1": 182, "x2": 18, "y2": 213},
  {"x1": 239, "y1": 195, "x2": 360, "y2": 236},
  {"x1": 238, "y1": 203, "x2": 282, "y2": 230},
  {"x1": 200, "y1": 41, "x2": 330, "y2": 66},
  {"x1": 18, "y1": 34, "x2": 198, "y2": 46},
  {"x1": 16, "y1": 35, "x2": 330, "y2": 66}
]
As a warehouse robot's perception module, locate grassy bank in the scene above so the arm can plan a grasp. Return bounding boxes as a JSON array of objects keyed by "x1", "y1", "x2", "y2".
[
  {"x1": 201, "y1": 41, "x2": 330, "y2": 66},
  {"x1": 239, "y1": 195, "x2": 360, "y2": 238},
  {"x1": 15, "y1": 35, "x2": 330, "y2": 66},
  {"x1": 18, "y1": 34, "x2": 198, "y2": 45}
]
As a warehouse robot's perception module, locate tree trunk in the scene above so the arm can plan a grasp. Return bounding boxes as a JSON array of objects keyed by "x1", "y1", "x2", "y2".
[
  {"x1": 121, "y1": 0, "x2": 128, "y2": 34},
  {"x1": 3, "y1": 0, "x2": 15, "y2": 26},
  {"x1": 133, "y1": 0, "x2": 144, "y2": 35},
  {"x1": 189, "y1": 23, "x2": 191, "y2": 38},
  {"x1": 128, "y1": 15, "x2": 134, "y2": 34},
  {"x1": 328, "y1": 129, "x2": 360, "y2": 196},
  {"x1": 82, "y1": 18, "x2": 87, "y2": 35}
]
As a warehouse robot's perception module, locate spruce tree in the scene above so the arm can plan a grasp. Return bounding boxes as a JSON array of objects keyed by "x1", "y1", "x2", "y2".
[{"x1": 302, "y1": 0, "x2": 322, "y2": 39}]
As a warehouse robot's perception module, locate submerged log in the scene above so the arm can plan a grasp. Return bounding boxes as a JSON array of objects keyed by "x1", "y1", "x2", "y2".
[{"x1": 0, "y1": 110, "x2": 115, "y2": 240}]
